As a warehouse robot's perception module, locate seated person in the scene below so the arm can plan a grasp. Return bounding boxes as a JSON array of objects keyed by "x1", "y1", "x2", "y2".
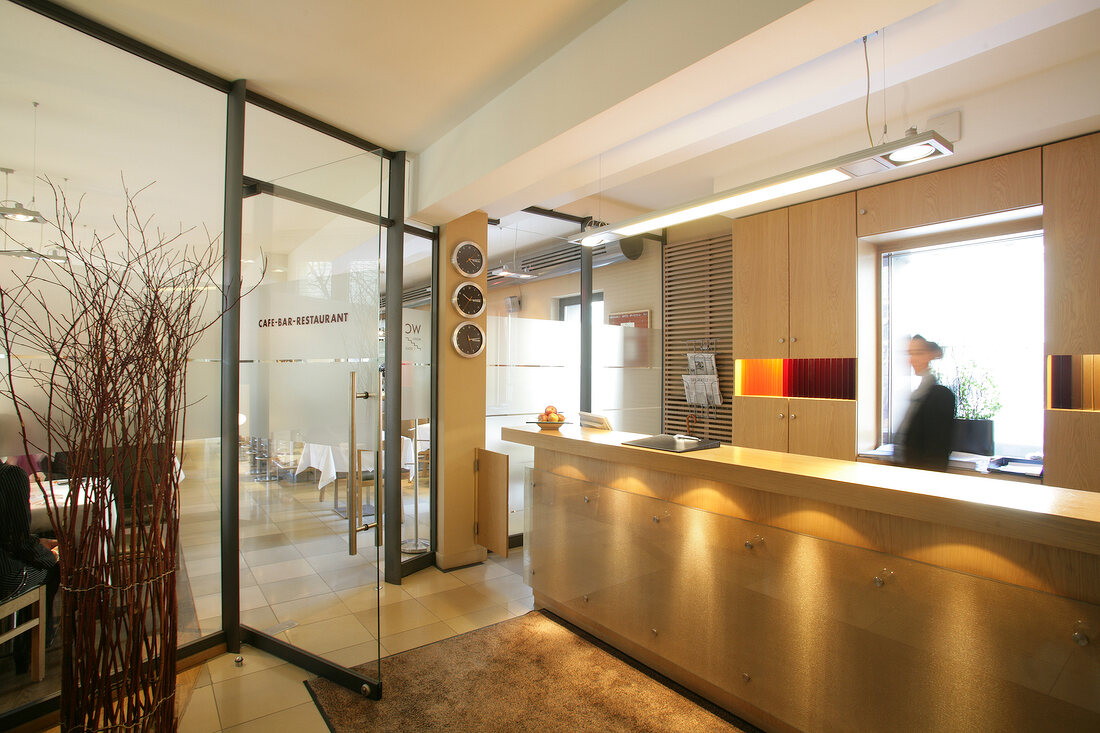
[
  {"x1": 0, "y1": 465, "x2": 59, "y2": 674},
  {"x1": 3, "y1": 452, "x2": 49, "y2": 484}
]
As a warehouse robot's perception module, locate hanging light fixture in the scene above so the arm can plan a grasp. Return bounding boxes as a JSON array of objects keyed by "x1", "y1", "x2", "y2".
[
  {"x1": 1, "y1": 103, "x2": 48, "y2": 224},
  {"x1": 572, "y1": 129, "x2": 953, "y2": 246},
  {"x1": 490, "y1": 224, "x2": 535, "y2": 279}
]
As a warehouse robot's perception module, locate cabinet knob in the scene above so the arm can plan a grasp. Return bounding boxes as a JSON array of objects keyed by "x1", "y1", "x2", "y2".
[
  {"x1": 789, "y1": 413, "x2": 797, "y2": 420},
  {"x1": 778, "y1": 337, "x2": 785, "y2": 344},
  {"x1": 778, "y1": 413, "x2": 785, "y2": 419},
  {"x1": 790, "y1": 336, "x2": 797, "y2": 343}
]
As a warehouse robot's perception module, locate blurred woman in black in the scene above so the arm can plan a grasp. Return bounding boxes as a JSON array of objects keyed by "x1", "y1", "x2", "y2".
[
  {"x1": 895, "y1": 335, "x2": 956, "y2": 471},
  {"x1": 0, "y1": 464, "x2": 59, "y2": 674}
]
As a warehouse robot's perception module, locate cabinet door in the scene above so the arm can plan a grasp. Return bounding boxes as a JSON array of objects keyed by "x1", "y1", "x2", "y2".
[
  {"x1": 733, "y1": 208, "x2": 788, "y2": 359},
  {"x1": 789, "y1": 193, "x2": 856, "y2": 357},
  {"x1": 1044, "y1": 132, "x2": 1100, "y2": 355},
  {"x1": 731, "y1": 396, "x2": 788, "y2": 452},
  {"x1": 787, "y1": 398, "x2": 856, "y2": 460}
]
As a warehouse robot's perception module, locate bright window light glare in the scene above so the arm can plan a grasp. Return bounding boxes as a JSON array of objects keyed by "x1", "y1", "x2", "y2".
[
  {"x1": 887, "y1": 143, "x2": 935, "y2": 163},
  {"x1": 614, "y1": 168, "x2": 851, "y2": 237}
]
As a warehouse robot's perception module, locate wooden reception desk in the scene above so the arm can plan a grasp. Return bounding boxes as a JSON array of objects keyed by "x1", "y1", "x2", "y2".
[{"x1": 503, "y1": 425, "x2": 1100, "y2": 732}]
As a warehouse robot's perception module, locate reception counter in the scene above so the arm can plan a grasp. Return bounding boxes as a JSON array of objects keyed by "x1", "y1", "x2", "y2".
[{"x1": 502, "y1": 425, "x2": 1100, "y2": 732}]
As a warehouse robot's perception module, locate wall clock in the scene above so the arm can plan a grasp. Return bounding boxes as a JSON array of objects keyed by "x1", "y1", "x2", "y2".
[
  {"x1": 451, "y1": 281, "x2": 486, "y2": 318},
  {"x1": 450, "y1": 240, "x2": 485, "y2": 277},
  {"x1": 452, "y1": 321, "x2": 485, "y2": 358}
]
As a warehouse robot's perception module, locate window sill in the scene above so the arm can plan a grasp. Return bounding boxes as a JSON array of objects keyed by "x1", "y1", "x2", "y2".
[{"x1": 857, "y1": 445, "x2": 1044, "y2": 484}]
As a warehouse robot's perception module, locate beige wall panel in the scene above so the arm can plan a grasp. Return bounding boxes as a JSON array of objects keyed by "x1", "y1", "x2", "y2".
[
  {"x1": 474, "y1": 447, "x2": 509, "y2": 557},
  {"x1": 788, "y1": 193, "x2": 856, "y2": 357},
  {"x1": 855, "y1": 148, "x2": 1042, "y2": 236},
  {"x1": 1045, "y1": 409, "x2": 1100, "y2": 493},
  {"x1": 731, "y1": 396, "x2": 789, "y2": 452},
  {"x1": 733, "y1": 208, "x2": 789, "y2": 359},
  {"x1": 1044, "y1": 132, "x2": 1100, "y2": 355},
  {"x1": 787, "y1": 398, "x2": 856, "y2": 460},
  {"x1": 438, "y1": 211, "x2": 489, "y2": 568}
]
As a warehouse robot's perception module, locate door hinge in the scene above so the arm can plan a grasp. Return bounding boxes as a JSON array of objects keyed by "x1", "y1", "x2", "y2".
[
  {"x1": 474, "y1": 458, "x2": 479, "y2": 472},
  {"x1": 474, "y1": 521, "x2": 479, "y2": 536}
]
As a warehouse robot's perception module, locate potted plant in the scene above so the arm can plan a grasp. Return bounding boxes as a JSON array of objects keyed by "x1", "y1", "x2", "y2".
[{"x1": 944, "y1": 360, "x2": 1002, "y2": 455}]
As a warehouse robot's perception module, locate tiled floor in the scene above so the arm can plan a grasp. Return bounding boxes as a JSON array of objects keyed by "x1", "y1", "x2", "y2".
[
  {"x1": 2, "y1": 441, "x2": 531, "y2": 730},
  {"x1": 173, "y1": 444, "x2": 533, "y2": 732}
]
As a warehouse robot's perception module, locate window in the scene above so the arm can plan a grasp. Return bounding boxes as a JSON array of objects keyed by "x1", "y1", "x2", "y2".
[
  {"x1": 557, "y1": 292, "x2": 605, "y2": 324},
  {"x1": 881, "y1": 232, "x2": 1044, "y2": 457}
]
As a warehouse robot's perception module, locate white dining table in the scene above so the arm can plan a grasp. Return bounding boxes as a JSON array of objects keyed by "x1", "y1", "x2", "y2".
[
  {"x1": 295, "y1": 437, "x2": 414, "y2": 491},
  {"x1": 28, "y1": 479, "x2": 113, "y2": 536}
]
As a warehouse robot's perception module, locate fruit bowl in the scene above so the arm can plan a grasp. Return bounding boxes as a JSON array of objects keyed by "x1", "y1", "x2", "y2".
[{"x1": 530, "y1": 420, "x2": 570, "y2": 431}]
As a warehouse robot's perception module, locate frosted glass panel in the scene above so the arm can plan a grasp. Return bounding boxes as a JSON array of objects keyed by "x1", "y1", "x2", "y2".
[{"x1": 593, "y1": 323, "x2": 661, "y2": 434}]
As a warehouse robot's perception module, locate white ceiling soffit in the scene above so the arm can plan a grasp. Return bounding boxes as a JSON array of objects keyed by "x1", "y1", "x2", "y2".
[
  {"x1": 413, "y1": 0, "x2": 937, "y2": 223},
  {"x1": 53, "y1": 0, "x2": 629, "y2": 153},
  {"x1": 415, "y1": 0, "x2": 1100, "y2": 224}
]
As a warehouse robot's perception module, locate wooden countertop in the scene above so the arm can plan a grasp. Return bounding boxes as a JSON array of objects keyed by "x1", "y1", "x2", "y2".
[{"x1": 502, "y1": 424, "x2": 1100, "y2": 556}]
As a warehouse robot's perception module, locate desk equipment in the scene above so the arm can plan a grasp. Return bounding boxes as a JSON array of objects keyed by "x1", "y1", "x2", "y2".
[{"x1": 622, "y1": 434, "x2": 722, "y2": 453}]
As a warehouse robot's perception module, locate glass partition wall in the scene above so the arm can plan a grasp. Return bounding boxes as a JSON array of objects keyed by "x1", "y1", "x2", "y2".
[
  {"x1": 0, "y1": 2, "x2": 418, "y2": 719},
  {"x1": 236, "y1": 104, "x2": 387, "y2": 685}
]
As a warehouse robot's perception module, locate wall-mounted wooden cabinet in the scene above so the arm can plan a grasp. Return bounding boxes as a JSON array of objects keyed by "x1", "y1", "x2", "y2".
[
  {"x1": 733, "y1": 193, "x2": 856, "y2": 359},
  {"x1": 731, "y1": 396, "x2": 855, "y2": 460},
  {"x1": 732, "y1": 192, "x2": 857, "y2": 459}
]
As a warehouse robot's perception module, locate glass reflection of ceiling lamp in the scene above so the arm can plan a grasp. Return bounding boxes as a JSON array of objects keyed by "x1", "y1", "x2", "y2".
[{"x1": 571, "y1": 130, "x2": 953, "y2": 245}]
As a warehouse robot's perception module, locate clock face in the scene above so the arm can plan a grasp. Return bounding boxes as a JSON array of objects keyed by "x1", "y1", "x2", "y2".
[
  {"x1": 451, "y1": 281, "x2": 486, "y2": 318},
  {"x1": 450, "y1": 240, "x2": 485, "y2": 277},
  {"x1": 452, "y1": 321, "x2": 485, "y2": 358}
]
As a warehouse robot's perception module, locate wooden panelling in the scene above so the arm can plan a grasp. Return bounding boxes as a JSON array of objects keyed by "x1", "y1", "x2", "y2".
[
  {"x1": 438, "y1": 211, "x2": 489, "y2": 569},
  {"x1": 474, "y1": 448, "x2": 509, "y2": 557},
  {"x1": 732, "y1": 208, "x2": 788, "y2": 359},
  {"x1": 1044, "y1": 132, "x2": 1100, "y2": 355},
  {"x1": 788, "y1": 193, "x2": 856, "y2": 357},
  {"x1": 788, "y1": 398, "x2": 856, "y2": 460},
  {"x1": 662, "y1": 234, "x2": 732, "y2": 442},
  {"x1": 731, "y1": 396, "x2": 788, "y2": 453},
  {"x1": 856, "y1": 148, "x2": 1042, "y2": 236},
  {"x1": 1045, "y1": 409, "x2": 1100, "y2": 492}
]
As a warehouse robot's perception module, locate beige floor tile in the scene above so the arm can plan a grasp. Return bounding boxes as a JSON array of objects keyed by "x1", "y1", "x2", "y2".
[
  {"x1": 187, "y1": 557, "x2": 223, "y2": 577},
  {"x1": 192, "y1": 593, "x2": 221, "y2": 620},
  {"x1": 241, "y1": 585, "x2": 269, "y2": 611},
  {"x1": 283, "y1": 614, "x2": 374, "y2": 655},
  {"x1": 317, "y1": 563, "x2": 383, "y2": 592},
  {"x1": 221, "y1": 701, "x2": 331, "y2": 733},
  {"x1": 198, "y1": 615, "x2": 221, "y2": 637},
  {"x1": 177, "y1": 682, "x2": 220, "y2": 733},
  {"x1": 293, "y1": 534, "x2": 349, "y2": 556},
  {"x1": 259, "y1": 575, "x2": 332, "y2": 605},
  {"x1": 184, "y1": 543, "x2": 223, "y2": 561},
  {"x1": 243, "y1": 545, "x2": 303, "y2": 567},
  {"x1": 444, "y1": 605, "x2": 513, "y2": 634},
  {"x1": 467, "y1": 574, "x2": 532, "y2": 604},
  {"x1": 249, "y1": 558, "x2": 317, "y2": 585},
  {"x1": 212, "y1": 663, "x2": 314, "y2": 729},
  {"x1": 324, "y1": 640, "x2": 381, "y2": 669},
  {"x1": 416, "y1": 585, "x2": 498, "y2": 620},
  {"x1": 239, "y1": 606, "x2": 278, "y2": 631},
  {"x1": 337, "y1": 582, "x2": 411, "y2": 612},
  {"x1": 306, "y1": 550, "x2": 377, "y2": 574},
  {"x1": 205, "y1": 646, "x2": 287, "y2": 684},
  {"x1": 271, "y1": 592, "x2": 351, "y2": 626},
  {"x1": 239, "y1": 533, "x2": 291, "y2": 553},
  {"x1": 381, "y1": 621, "x2": 456, "y2": 656},
  {"x1": 448, "y1": 562, "x2": 514, "y2": 585},
  {"x1": 400, "y1": 567, "x2": 466, "y2": 598},
  {"x1": 185, "y1": 572, "x2": 222, "y2": 598},
  {"x1": 193, "y1": 664, "x2": 212, "y2": 689},
  {"x1": 237, "y1": 521, "x2": 284, "y2": 539},
  {"x1": 370, "y1": 598, "x2": 441, "y2": 636},
  {"x1": 506, "y1": 597, "x2": 536, "y2": 616}
]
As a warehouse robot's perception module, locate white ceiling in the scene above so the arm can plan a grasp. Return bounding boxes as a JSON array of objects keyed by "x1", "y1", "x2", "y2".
[{"x1": 2, "y1": 0, "x2": 1099, "y2": 286}]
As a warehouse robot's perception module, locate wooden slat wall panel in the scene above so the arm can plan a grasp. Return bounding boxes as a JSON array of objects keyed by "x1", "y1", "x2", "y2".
[{"x1": 662, "y1": 235, "x2": 733, "y2": 442}]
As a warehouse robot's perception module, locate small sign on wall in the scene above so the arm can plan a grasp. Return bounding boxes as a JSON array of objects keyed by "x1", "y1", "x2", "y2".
[{"x1": 608, "y1": 310, "x2": 650, "y2": 329}]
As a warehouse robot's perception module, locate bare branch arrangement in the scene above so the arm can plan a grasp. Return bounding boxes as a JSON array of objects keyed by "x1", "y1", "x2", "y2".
[{"x1": 0, "y1": 180, "x2": 223, "y2": 731}]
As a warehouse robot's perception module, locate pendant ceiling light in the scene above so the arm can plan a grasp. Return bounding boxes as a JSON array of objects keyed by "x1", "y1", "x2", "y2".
[
  {"x1": 573, "y1": 129, "x2": 953, "y2": 247},
  {"x1": 491, "y1": 225, "x2": 535, "y2": 279},
  {"x1": 1, "y1": 103, "x2": 47, "y2": 225}
]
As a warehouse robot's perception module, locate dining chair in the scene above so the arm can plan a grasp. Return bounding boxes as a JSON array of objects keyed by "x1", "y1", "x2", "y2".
[{"x1": 0, "y1": 584, "x2": 47, "y2": 681}]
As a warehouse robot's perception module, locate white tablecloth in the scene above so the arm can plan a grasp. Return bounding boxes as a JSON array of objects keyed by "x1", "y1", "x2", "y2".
[
  {"x1": 29, "y1": 479, "x2": 112, "y2": 535},
  {"x1": 295, "y1": 438, "x2": 413, "y2": 490}
]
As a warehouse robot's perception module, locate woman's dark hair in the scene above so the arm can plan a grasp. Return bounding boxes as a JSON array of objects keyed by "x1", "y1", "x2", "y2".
[
  {"x1": 0, "y1": 464, "x2": 39, "y2": 563},
  {"x1": 911, "y1": 334, "x2": 944, "y2": 360}
]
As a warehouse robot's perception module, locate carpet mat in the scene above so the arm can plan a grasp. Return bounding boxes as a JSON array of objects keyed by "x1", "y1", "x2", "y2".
[{"x1": 307, "y1": 610, "x2": 757, "y2": 732}]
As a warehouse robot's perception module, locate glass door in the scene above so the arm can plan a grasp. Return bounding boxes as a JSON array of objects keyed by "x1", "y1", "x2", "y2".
[{"x1": 237, "y1": 173, "x2": 385, "y2": 690}]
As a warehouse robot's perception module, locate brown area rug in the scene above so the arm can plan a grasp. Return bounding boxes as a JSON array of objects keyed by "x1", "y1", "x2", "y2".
[{"x1": 307, "y1": 610, "x2": 755, "y2": 732}]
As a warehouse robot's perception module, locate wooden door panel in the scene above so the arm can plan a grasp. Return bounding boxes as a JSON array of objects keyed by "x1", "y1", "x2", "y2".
[
  {"x1": 475, "y1": 448, "x2": 509, "y2": 557},
  {"x1": 788, "y1": 398, "x2": 856, "y2": 461},
  {"x1": 731, "y1": 396, "x2": 789, "y2": 453},
  {"x1": 733, "y1": 209, "x2": 789, "y2": 359},
  {"x1": 789, "y1": 193, "x2": 857, "y2": 357}
]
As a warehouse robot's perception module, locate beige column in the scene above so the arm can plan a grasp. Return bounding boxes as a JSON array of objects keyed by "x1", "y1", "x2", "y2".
[{"x1": 436, "y1": 210, "x2": 489, "y2": 568}]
